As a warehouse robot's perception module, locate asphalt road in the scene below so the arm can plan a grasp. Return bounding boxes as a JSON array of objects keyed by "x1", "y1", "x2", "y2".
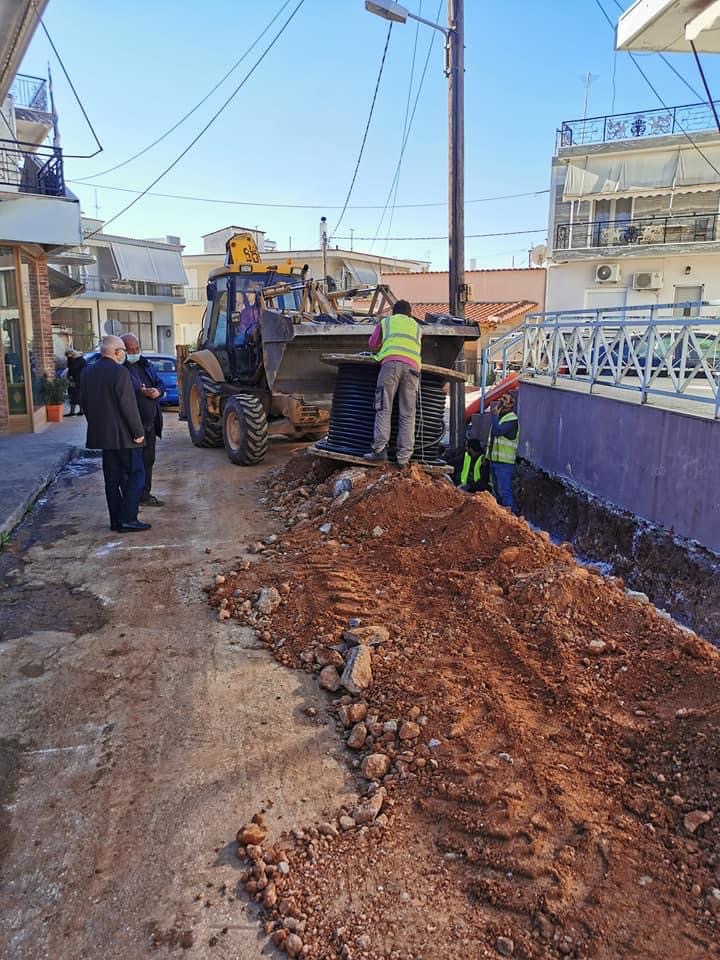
[{"x1": 0, "y1": 416, "x2": 353, "y2": 959}]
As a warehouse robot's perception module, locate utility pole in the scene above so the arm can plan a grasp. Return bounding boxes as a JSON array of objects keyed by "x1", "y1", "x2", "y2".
[
  {"x1": 320, "y1": 216, "x2": 329, "y2": 291},
  {"x1": 350, "y1": 227, "x2": 355, "y2": 251},
  {"x1": 448, "y1": 0, "x2": 465, "y2": 318}
]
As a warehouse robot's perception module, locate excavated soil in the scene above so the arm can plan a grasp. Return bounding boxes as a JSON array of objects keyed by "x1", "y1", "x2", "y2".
[{"x1": 210, "y1": 452, "x2": 720, "y2": 960}]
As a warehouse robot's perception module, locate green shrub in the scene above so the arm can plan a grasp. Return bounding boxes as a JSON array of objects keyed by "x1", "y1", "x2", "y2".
[{"x1": 41, "y1": 376, "x2": 67, "y2": 404}]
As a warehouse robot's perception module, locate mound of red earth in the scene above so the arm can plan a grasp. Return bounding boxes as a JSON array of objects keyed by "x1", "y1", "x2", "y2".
[{"x1": 210, "y1": 451, "x2": 720, "y2": 960}]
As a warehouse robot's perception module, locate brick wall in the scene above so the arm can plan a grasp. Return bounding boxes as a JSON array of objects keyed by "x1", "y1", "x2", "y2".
[{"x1": 26, "y1": 257, "x2": 55, "y2": 378}]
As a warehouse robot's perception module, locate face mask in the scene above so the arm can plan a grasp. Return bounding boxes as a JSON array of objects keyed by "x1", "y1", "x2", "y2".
[{"x1": 126, "y1": 353, "x2": 141, "y2": 364}]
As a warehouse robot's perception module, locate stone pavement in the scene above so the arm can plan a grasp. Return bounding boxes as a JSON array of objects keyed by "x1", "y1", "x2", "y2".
[{"x1": 0, "y1": 416, "x2": 88, "y2": 537}]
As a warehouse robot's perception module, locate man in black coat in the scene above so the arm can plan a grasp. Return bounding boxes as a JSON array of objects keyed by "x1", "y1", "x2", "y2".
[
  {"x1": 80, "y1": 335, "x2": 151, "y2": 533},
  {"x1": 121, "y1": 333, "x2": 165, "y2": 506}
]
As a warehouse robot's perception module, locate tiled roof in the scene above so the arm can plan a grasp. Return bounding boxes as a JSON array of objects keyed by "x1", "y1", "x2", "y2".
[{"x1": 412, "y1": 300, "x2": 538, "y2": 327}]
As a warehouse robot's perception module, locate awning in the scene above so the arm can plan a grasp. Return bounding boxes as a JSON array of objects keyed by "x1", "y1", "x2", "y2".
[
  {"x1": 47, "y1": 266, "x2": 83, "y2": 299},
  {"x1": 110, "y1": 241, "x2": 186, "y2": 284},
  {"x1": 344, "y1": 260, "x2": 378, "y2": 287},
  {"x1": 563, "y1": 144, "x2": 720, "y2": 199},
  {"x1": 617, "y1": 0, "x2": 720, "y2": 53}
]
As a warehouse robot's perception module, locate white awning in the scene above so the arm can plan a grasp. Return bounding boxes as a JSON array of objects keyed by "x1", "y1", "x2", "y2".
[
  {"x1": 563, "y1": 144, "x2": 720, "y2": 199},
  {"x1": 344, "y1": 260, "x2": 378, "y2": 286},
  {"x1": 617, "y1": 0, "x2": 720, "y2": 53},
  {"x1": 110, "y1": 241, "x2": 187, "y2": 284}
]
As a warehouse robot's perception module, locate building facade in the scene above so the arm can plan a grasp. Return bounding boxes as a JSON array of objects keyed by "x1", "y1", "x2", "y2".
[
  {"x1": 546, "y1": 99, "x2": 720, "y2": 313},
  {"x1": 381, "y1": 267, "x2": 546, "y2": 311},
  {"x1": 53, "y1": 219, "x2": 186, "y2": 356},
  {"x1": 0, "y1": 66, "x2": 83, "y2": 434}
]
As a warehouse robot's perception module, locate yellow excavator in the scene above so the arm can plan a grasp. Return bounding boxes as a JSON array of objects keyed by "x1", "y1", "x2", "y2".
[{"x1": 177, "y1": 232, "x2": 477, "y2": 465}]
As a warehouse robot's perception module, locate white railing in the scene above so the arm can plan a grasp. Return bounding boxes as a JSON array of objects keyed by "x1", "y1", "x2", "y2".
[{"x1": 480, "y1": 302, "x2": 720, "y2": 418}]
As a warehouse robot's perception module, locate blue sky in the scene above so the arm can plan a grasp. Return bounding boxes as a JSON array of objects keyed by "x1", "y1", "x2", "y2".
[{"x1": 17, "y1": 0, "x2": 720, "y2": 267}]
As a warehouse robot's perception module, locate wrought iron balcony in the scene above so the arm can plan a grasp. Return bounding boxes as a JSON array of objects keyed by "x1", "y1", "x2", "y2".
[
  {"x1": 80, "y1": 274, "x2": 185, "y2": 299},
  {"x1": 9, "y1": 74, "x2": 49, "y2": 111},
  {"x1": 558, "y1": 99, "x2": 720, "y2": 149},
  {"x1": 555, "y1": 213, "x2": 718, "y2": 251},
  {"x1": 182, "y1": 286, "x2": 206, "y2": 303},
  {"x1": 0, "y1": 139, "x2": 64, "y2": 196}
]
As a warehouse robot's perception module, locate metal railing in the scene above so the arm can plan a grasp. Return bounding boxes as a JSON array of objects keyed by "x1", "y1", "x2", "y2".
[
  {"x1": 0, "y1": 139, "x2": 64, "y2": 196},
  {"x1": 480, "y1": 302, "x2": 720, "y2": 418},
  {"x1": 556, "y1": 213, "x2": 718, "y2": 250},
  {"x1": 9, "y1": 74, "x2": 48, "y2": 111},
  {"x1": 79, "y1": 275, "x2": 185, "y2": 299},
  {"x1": 182, "y1": 286, "x2": 206, "y2": 303},
  {"x1": 558, "y1": 99, "x2": 720, "y2": 148}
]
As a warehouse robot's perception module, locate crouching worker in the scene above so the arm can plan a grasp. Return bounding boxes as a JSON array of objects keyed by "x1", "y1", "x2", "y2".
[{"x1": 456, "y1": 437, "x2": 489, "y2": 493}]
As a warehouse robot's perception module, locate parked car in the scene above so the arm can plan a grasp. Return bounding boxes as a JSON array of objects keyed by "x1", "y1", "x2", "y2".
[{"x1": 59, "y1": 350, "x2": 178, "y2": 404}]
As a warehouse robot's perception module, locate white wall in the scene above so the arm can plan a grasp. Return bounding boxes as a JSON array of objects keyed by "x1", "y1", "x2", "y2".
[{"x1": 545, "y1": 252, "x2": 720, "y2": 312}]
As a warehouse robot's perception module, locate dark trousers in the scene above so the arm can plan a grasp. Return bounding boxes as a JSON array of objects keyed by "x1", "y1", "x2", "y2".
[
  {"x1": 102, "y1": 449, "x2": 145, "y2": 527},
  {"x1": 142, "y1": 424, "x2": 156, "y2": 496},
  {"x1": 490, "y1": 462, "x2": 515, "y2": 512}
]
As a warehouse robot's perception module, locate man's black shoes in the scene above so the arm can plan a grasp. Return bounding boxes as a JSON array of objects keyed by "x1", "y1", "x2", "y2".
[
  {"x1": 117, "y1": 521, "x2": 152, "y2": 532},
  {"x1": 139, "y1": 494, "x2": 163, "y2": 506}
]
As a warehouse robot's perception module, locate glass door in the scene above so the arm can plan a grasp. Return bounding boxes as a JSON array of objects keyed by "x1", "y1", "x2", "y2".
[{"x1": 0, "y1": 247, "x2": 29, "y2": 423}]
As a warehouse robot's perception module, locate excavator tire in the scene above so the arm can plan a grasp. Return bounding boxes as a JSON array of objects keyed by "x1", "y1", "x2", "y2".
[
  {"x1": 185, "y1": 366, "x2": 223, "y2": 448},
  {"x1": 222, "y1": 394, "x2": 268, "y2": 466}
]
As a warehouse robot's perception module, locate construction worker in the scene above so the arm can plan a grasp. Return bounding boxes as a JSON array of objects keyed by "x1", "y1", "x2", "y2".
[
  {"x1": 456, "y1": 437, "x2": 488, "y2": 492},
  {"x1": 364, "y1": 299, "x2": 421, "y2": 468},
  {"x1": 488, "y1": 392, "x2": 519, "y2": 511}
]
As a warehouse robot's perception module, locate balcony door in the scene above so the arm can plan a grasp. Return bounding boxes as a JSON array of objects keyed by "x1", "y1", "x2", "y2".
[{"x1": 592, "y1": 198, "x2": 632, "y2": 246}]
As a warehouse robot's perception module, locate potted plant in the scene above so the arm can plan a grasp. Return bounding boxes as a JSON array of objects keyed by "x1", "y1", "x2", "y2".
[{"x1": 41, "y1": 375, "x2": 67, "y2": 423}]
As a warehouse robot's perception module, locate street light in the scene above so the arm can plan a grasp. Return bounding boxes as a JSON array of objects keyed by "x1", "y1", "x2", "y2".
[{"x1": 364, "y1": 0, "x2": 466, "y2": 318}]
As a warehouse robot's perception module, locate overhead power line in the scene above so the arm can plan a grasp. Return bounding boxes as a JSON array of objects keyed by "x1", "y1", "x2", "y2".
[
  {"x1": 84, "y1": 0, "x2": 306, "y2": 238},
  {"x1": 333, "y1": 22, "x2": 394, "y2": 236},
  {"x1": 334, "y1": 228, "x2": 547, "y2": 241},
  {"x1": 67, "y1": 179, "x2": 549, "y2": 211},
  {"x1": 72, "y1": 0, "x2": 294, "y2": 181},
  {"x1": 30, "y1": 0, "x2": 103, "y2": 158}
]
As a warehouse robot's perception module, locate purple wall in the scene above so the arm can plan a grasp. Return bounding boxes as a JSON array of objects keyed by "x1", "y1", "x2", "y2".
[{"x1": 517, "y1": 382, "x2": 720, "y2": 556}]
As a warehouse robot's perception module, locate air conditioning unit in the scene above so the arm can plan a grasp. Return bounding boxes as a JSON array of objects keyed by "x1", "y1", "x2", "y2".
[
  {"x1": 595, "y1": 263, "x2": 621, "y2": 283},
  {"x1": 633, "y1": 270, "x2": 663, "y2": 291}
]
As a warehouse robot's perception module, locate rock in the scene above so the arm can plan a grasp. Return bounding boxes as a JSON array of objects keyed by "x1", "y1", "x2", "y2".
[
  {"x1": 536, "y1": 915, "x2": 554, "y2": 940},
  {"x1": 338, "y1": 815, "x2": 355, "y2": 831},
  {"x1": 341, "y1": 645, "x2": 372, "y2": 694},
  {"x1": 264, "y1": 534, "x2": 278, "y2": 545},
  {"x1": 496, "y1": 936, "x2": 514, "y2": 957},
  {"x1": 218, "y1": 609, "x2": 231, "y2": 622},
  {"x1": 285, "y1": 933, "x2": 303, "y2": 957},
  {"x1": 334, "y1": 490, "x2": 350, "y2": 507},
  {"x1": 237, "y1": 823, "x2": 268, "y2": 846},
  {"x1": 256, "y1": 586, "x2": 281, "y2": 615},
  {"x1": 339, "y1": 702, "x2": 368, "y2": 727},
  {"x1": 383, "y1": 720, "x2": 398, "y2": 734},
  {"x1": 670, "y1": 794, "x2": 684, "y2": 806},
  {"x1": 684, "y1": 810, "x2": 712, "y2": 833},
  {"x1": 372, "y1": 526, "x2": 384, "y2": 537},
  {"x1": 352, "y1": 787, "x2": 386, "y2": 824},
  {"x1": 625, "y1": 589, "x2": 650, "y2": 603},
  {"x1": 277, "y1": 860, "x2": 290, "y2": 875},
  {"x1": 587, "y1": 639, "x2": 608, "y2": 655},
  {"x1": 315, "y1": 648, "x2": 344, "y2": 668},
  {"x1": 319, "y1": 522, "x2": 332, "y2": 535},
  {"x1": 319, "y1": 666, "x2": 342, "y2": 692},
  {"x1": 428, "y1": 738, "x2": 441, "y2": 749},
  {"x1": 399, "y1": 721, "x2": 421, "y2": 740},
  {"x1": 304, "y1": 707, "x2": 317, "y2": 718},
  {"x1": 347, "y1": 722, "x2": 367, "y2": 750},
  {"x1": 263, "y1": 883, "x2": 277, "y2": 908},
  {"x1": 343, "y1": 625, "x2": 389, "y2": 647},
  {"x1": 361, "y1": 753, "x2": 391, "y2": 781},
  {"x1": 408, "y1": 705, "x2": 421, "y2": 721},
  {"x1": 498, "y1": 547, "x2": 519, "y2": 564},
  {"x1": 215, "y1": 574, "x2": 226, "y2": 585},
  {"x1": 318, "y1": 821, "x2": 338, "y2": 837}
]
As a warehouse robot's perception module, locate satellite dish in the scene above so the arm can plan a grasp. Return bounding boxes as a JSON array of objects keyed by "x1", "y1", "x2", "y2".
[{"x1": 530, "y1": 244, "x2": 547, "y2": 267}]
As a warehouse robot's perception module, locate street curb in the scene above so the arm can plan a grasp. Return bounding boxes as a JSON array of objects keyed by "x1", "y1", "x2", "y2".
[{"x1": 0, "y1": 445, "x2": 83, "y2": 541}]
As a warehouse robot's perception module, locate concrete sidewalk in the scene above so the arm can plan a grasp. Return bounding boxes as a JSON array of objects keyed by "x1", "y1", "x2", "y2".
[{"x1": 0, "y1": 417, "x2": 88, "y2": 537}]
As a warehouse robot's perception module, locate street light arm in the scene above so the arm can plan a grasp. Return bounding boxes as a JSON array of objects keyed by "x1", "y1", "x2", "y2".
[{"x1": 407, "y1": 10, "x2": 449, "y2": 36}]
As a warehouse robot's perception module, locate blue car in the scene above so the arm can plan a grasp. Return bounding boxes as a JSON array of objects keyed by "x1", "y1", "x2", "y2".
[{"x1": 61, "y1": 350, "x2": 179, "y2": 404}]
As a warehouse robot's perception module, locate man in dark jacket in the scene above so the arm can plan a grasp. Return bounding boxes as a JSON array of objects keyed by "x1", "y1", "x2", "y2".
[
  {"x1": 80, "y1": 335, "x2": 150, "y2": 533},
  {"x1": 121, "y1": 333, "x2": 165, "y2": 506}
]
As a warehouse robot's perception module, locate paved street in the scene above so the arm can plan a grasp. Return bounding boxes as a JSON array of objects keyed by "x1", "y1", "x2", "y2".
[{"x1": 0, "y1": 417, "x2": 352, "y2": 959}]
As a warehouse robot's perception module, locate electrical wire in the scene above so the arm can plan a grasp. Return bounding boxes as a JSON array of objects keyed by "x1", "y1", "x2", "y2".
[
  {"x1": 593, "y1": 0, "x2": 720, "y2": 183},
  {"x1": 367, "y1": 0, "x2": 443, "y2": 250},
  {"x1": 689, "y1": 39, "x2": 720, "y2": 132},
  {"x1": 334, "y1": 228, "x2": 547, "y2": 241},
  {"x1": 30, "y1": 0, "x2": 103, "y2": 158},
  {"x1": 333, "y1": 21, "x2": 394, "y2": 236},
  {"x1": 83, "y1": 0, "x2": 305, "y2": 239},
  {"x1": 67, "y1": 179, "x2": 549, "y2": 211},
  {"x1": 72, "y1": 0, "x2": 294, "y2": 182}
]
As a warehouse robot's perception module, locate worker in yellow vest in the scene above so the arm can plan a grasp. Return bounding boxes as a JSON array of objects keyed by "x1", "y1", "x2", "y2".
[
  {"x1": 488, "y1": 393, "x2": 519, "y2": 511},
  {"x1": 456, "y1": 437, "x2": 488, "y2": 492},
  {"x1": 364, "y1": 299, "x2": 422, "y2": 468}
]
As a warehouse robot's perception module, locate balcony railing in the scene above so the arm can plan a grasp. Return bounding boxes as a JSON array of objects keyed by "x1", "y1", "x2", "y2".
[
  {"x1": 558, "y1": 99, "x2": 720, "y2": 148},
  {"x1": 80, "y1": 275, "x2": 185, "y2": 299},
  {"x1": 0, "y1": 139, "x2": 64, "y2": 196},
  {"x1": 9, "y1": 74, "x2": 48, "y2": 112},
  {"x1": 182, "y1": 286, "x2": 206, "y2": 303},
  {"x1": 555, "y1": 213, "x2": 718, "y2": 251}
]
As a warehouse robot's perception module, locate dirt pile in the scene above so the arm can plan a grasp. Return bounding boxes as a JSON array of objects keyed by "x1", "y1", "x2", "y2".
[{"x1": 210, "y1": 451, "x2": 720, "y2": 960}]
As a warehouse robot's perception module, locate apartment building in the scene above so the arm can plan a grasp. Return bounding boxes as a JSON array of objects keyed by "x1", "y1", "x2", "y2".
[{"x1": 546, "y1": 98, "x2": 720, "y2": 314}]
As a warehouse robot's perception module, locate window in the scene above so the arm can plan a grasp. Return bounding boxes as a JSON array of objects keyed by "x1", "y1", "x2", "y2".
[
  {"x1": 53, "y1": 307, "x2": 94, "y2": 351},
  {"x1": 106, "y1": 309, "x2": 153, "y2": 350},
  {"x1": 209, "y1": 290, "x2": 228, "y2": 347},
  {"x1": 673, "y1": 285, "x2": 703, "y2": 318}
]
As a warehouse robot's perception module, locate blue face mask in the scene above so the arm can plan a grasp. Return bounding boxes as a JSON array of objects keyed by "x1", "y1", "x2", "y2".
[{"x1": 126, "y1": 353, "x2": 141, "y2": 364}]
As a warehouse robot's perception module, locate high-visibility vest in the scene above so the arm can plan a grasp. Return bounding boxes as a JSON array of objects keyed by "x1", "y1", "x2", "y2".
[
  {"x1": 375, "y1": 313, "x2": 422, "y2": 367},
  {"x1": 490, "y1": 412, "x2": 519, "y2": 464},
  {"x1": 460, "y1": 452, "x2": 483, "y2": 486}
]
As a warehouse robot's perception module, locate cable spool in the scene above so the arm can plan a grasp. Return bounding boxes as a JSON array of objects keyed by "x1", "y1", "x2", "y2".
[{"x1": 317, "y1": 358, "x2": 449, "y2": 466}]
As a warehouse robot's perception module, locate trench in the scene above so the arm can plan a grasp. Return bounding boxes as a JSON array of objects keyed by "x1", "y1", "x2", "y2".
[{"x1": 515, "y1": 461, "x2": 720, "y2": 645}]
